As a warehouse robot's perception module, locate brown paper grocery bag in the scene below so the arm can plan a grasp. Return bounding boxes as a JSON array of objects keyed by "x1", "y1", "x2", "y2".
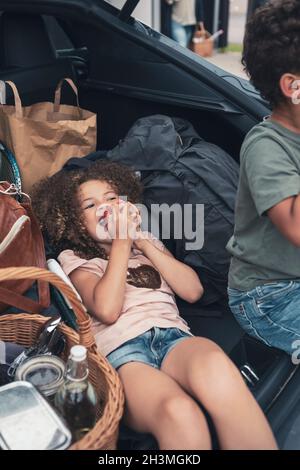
[{"x1": 0, "y1": 78, "x2": 97, "y2": 193}]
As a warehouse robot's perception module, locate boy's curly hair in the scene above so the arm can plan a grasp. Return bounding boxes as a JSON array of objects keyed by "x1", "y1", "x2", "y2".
[
  {"x1": 31, "y1": 160, "x2": 142, "y2": 260},
  {"x1": 242, "y1": 0, "x2": 300, "y2": 108}
]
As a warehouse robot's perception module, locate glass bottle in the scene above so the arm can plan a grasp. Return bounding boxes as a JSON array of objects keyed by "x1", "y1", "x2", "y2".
[{"x1": 54, "y1": 345, "x2": 97, "y2": 442}]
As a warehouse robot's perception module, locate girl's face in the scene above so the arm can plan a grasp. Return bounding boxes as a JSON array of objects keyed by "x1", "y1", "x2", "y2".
[{"x1": 78, "y1": 179, "x2": 118, "y2": 244}]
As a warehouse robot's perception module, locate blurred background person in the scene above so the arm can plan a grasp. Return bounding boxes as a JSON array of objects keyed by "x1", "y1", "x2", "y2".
[{"x1": 164, "y1": 0, "x2": 205, "y2": 48}]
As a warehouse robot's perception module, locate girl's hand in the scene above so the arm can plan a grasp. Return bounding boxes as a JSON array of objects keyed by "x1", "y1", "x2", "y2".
[
  {"x1": 133, "y1": 231, "x2": 150, "y2": 251},
  {"x1": 96, "y1": 199, "x2": 141, "y2": 241},
  {"x1": 109, "y1": 200, "x2": 141, "y2": 240}
]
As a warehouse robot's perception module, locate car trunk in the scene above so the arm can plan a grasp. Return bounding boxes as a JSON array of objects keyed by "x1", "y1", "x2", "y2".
[{"x1": 0, "y1": 0, "x2": 299, "y2": 449}]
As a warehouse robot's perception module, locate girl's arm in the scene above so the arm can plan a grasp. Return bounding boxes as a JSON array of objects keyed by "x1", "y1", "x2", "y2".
[
  {"x1": 134, "y1": 238, "x2": 204, "y2": 303},
  {"x1": 70, "y1": 239, "x2": 132, "y2": 325}
]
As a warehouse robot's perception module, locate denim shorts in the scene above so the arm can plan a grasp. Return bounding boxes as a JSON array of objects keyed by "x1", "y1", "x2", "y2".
[
  {"x1": 227, "y1": 281, "x2": 300, "y2": 355},
  {"x1": 106, "y1": 327, "x2": 193, "y2": 371}
]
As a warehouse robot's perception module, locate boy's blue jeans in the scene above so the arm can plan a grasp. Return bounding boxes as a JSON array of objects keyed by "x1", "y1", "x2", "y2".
[{"x1": 227, "y1": 281, "x2": 300, "y2": 355}]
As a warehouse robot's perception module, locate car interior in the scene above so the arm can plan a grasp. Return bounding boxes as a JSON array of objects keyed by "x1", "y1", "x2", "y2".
[{"x1": 0, "y1": 5, "x2": 299, "y2": 449}]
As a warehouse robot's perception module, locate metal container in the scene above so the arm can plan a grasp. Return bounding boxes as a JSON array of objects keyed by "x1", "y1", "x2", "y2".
[
  {"x1": 15, "y1": 355, "x2": 65, "y2": 402},
  {"x1": 0, "y1": 381, "x2": 71, "y2": 449}
]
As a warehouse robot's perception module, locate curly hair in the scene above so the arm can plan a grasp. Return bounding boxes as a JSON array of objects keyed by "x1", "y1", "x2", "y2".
[
  {"x1": 31, "y1": 160, "x2": 142, "y2": 260},
  {"x1": 242, "y1": 0, "x2": 300, "y2": 108}
]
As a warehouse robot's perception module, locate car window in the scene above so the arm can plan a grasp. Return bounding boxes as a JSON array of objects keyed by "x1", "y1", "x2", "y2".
[
  {"x1": 103, "y1": 0, "x2": 127, "y2": 9},
  {"x1": 101, "y1": 1, "x2": 158, "y2": 30}
]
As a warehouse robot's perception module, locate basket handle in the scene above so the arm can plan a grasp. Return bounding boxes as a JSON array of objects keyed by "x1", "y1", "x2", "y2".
[{"x1": 0, "y1": 266, "x2": 97, "y2": 351}]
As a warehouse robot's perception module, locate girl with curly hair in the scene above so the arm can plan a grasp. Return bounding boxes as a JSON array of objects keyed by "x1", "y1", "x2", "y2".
[{"x1": 32, "y1": 160, "x2": 277, "y2": 450}]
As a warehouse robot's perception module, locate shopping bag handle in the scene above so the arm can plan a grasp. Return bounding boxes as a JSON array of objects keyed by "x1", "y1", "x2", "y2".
[
  {"x1": 0, "y1": 81, "x2": 23, "y2": 118},
  {"x1": 54, "y1": 78, "x2": 82, "y2": 117}
]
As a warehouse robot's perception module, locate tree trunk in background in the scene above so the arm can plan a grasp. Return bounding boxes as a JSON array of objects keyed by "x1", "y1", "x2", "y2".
[
  {"x1": 160, "y1": 1, "x2": 172, "y2": 38},
  {"x1": 203, "y1": 0, "x2": 229, "y2": 48}
]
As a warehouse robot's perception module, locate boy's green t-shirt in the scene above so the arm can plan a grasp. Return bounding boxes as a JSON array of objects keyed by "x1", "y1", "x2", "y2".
[{"x1": 226, "y1": 119, "x2": 300, "y2": 291}]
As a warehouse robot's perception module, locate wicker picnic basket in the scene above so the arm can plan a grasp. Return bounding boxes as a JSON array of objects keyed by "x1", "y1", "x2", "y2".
[{"x1": 0, "y1": 266, "x2": 125, "y2": 450}]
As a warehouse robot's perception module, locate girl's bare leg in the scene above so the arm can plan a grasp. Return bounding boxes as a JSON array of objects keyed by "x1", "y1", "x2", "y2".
[
  {"x1": 117, "y1": 361, "x2": 211, "y2": 450},
  {"x1": 161, "y1": 337, "x2": 278, "y2": 450}
]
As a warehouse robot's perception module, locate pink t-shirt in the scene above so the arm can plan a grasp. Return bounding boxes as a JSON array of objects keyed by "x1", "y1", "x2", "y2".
[{"x1": 58, "y1": 234, "x2": 192, "y2": 356}]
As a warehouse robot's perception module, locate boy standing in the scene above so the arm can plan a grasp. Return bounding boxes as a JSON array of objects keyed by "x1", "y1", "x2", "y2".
[{"x1": 227, "y1": 0, "x2": 300, "y2": 355}]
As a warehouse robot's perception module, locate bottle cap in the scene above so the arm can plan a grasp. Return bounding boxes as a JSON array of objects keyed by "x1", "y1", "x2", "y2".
[{"x1": 70, "y1": 345, "x2": 87, "y2": 361}]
